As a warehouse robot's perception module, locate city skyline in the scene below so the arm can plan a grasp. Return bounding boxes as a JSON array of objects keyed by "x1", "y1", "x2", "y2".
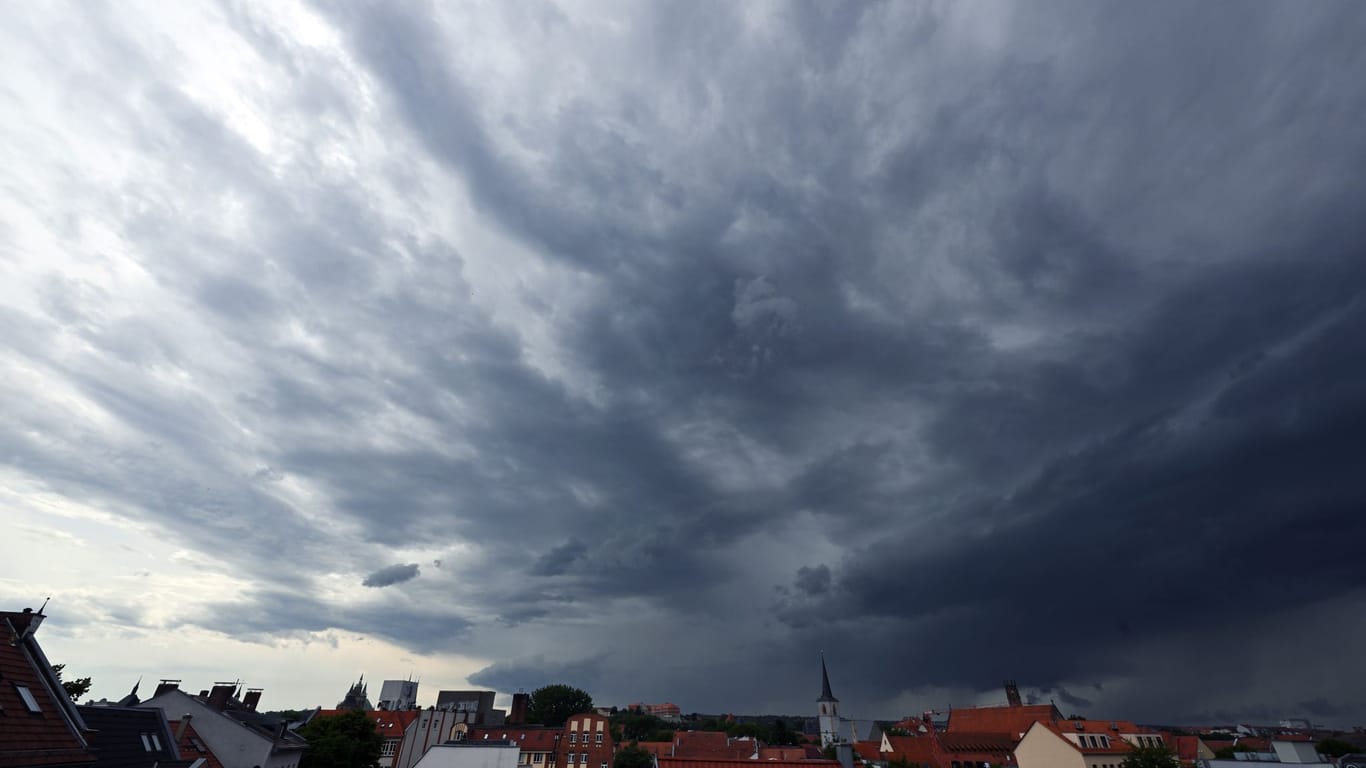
[{"x1": 3, "y1": 1, "x2": 1366, "y2": 727}]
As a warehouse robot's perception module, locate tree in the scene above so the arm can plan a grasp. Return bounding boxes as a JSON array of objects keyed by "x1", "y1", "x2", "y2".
[
  {"x1": 298, "y1": 709, "x2": 383, "y2": 768},
  {"x1": 51, "y1": 664, "x2": 93, "y2": 701},
  {"x1": 528, "y1": 684, "x2": 594, "y2": 726},
  {"x1": 770, "y1": 719, "x2": 798, "y2": 746},
  {"x1": 1119, "y1": 746, "x2": 1179, "y2": 768},
  {"x1": 1317, "y1": 738, "x2": 1356, "y2": 758},
  {"x1": 614, "y1": 745, "x2": 653, "y2": 768}
]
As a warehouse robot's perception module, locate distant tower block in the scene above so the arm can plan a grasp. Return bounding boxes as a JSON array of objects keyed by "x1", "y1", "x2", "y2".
[
  {"x1": 1004, "y1": 680, "x2": 1022, "y2": 708},
  {"x1": 817, "y1": 653, "x2": 841, "y2": 747}
]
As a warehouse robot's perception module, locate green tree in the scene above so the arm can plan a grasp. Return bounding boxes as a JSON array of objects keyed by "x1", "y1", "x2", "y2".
[
  {"x1": 51, "y1": 664, "x2": 93, "y2": 701},
  {"x1": 1119, "y1": 746, "x2": 1179, "y2": 768},
  {"x1": 614, "y1": 745, "x2": 654, "y2": 768},
  {"x1": 770, "y1": 719, "x2": 797, "y2": 746},
  {"x1": 298, "y1": 709, "x2": 383, "y2": 768},
  {"x1": 528, "y1": 684, "x2": 595, "y2": 726},
  {"x1": 1318, "y1": 738, "x2": 1356, "y2": 757}
]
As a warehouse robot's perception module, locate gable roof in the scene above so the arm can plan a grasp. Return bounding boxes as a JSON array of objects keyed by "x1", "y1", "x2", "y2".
[
  {"x1": 0, "y1": 610, "x2": 96, "y2": 768},
  {"x1": 945, "y1": 705, "x2": 1063, "y2": 738},
  {"x1": 880, "y1": 735, "x2": 938, "y2": 765},
  {"x1": 467, "y1": 725, "x2": 560, "y2": 751}
]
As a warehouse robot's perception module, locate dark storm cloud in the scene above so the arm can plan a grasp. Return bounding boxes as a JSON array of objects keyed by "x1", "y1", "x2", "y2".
[
  {"x1": 7, "y1": 0, "x2": 1366, "y2": 724},
  {"x1": 363, "y1": 563, "x2": 421, "y2": 588}
]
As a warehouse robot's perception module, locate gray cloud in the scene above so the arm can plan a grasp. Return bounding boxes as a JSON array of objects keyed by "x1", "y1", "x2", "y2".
[
  {"x1": 3, "y1": 0, "x2": 1366, "y2": 725},
  {"x1": 362, "y1": 563, "x2": 421, "y2": 588}
]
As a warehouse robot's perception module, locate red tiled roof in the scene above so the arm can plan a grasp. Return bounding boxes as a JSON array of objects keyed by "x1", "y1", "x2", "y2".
[
  {"x1": 852, "y1": 741, "x2": 883, "y2": 761},
  {"x1": 758, "y1": 747, "x2": 810, "y2": 761},
  {"x1": 660, "y1": 759, "x2": 838, "y2": 768},
  {"x1": 467, "y1": 725, "x2": 561, "y2": 751},
  {"x1": 671, "y1": 732, "x2": 754, "y2": 759},
  {"x1": 636, "y1": 742, "x2": 674, "y2": 758},
  {"x1": 881, "y1": 735, "x2": 938, "y2": 765},
  {"x1": 315, "y1": 709, "x2": 421, "y2": 739},
  {"x1": 937, "y1": 732, "x2": 1016, "y2": 754},
  {"x1": 169, "y1": 720, "x2": 225, "y2": 768},
  {"x1": 0, "y1": 611, "x2": 97, "y2": 768},
  {"x1": 947, "y1": 705, "x2": 1062, "y2": 738}
]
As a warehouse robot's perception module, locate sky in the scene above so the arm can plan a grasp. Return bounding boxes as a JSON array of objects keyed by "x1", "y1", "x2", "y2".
[{"x1": 3, "y1": 0, "x2": 1366, "y2": 728}]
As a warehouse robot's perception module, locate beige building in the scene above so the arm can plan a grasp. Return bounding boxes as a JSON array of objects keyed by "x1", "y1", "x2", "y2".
[{"x1": 1015, "y1": 720, "x2": 1169, "y2": 768}]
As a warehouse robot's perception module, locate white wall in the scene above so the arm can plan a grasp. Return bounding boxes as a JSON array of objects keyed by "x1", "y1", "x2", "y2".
[{"x1": 414, "y1": 744, "x2": 520, "y2": 768}]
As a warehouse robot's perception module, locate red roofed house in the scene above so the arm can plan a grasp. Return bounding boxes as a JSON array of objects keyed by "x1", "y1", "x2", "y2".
[
  {"x1": 0, "y1": 607, "x2": 96, "y2": 768},
  {"x1": 468, "y1": 725, "x2": 560, "y2": 768},
  {"x1": 944, "y1": 705, "x2": 1063, "y2": 742},
  {"x1": 658, "y1": 758, "x2": 839, "y2": 768},
  {"x1": 168, "y1": 719, "x2": 226, "y2": 768},
  {"x1": 1014, "y1": 719, "x2": 1172, "y2": 768},
  {"x1": 879, "y1": 732, "x2": 1017, "y2": 768},
  {"x1": 558, "y1": 713, "x2": 615, "y2": 768}
]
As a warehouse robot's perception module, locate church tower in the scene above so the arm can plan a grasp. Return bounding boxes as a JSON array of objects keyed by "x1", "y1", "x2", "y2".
[{"x1": 817, "y1": 653, "x2": 840, "y2": 747}]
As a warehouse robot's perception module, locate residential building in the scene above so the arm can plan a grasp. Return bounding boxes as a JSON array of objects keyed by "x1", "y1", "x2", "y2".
[
  {"x1": 380, "y1": 681, "x2": 421, "y2": 712},
  {"x1": 436, "y1": 692, "x2": 500, "y2": 724},
  {"x1": 945, "y1": 704, "x2": 1064, "y2": 742},
  {"x1": 879, "y1": 733, "x2": 1016, "y2": 768},
  {"x1": 656, "y1": 757, "x2": 838, "y2": 768},
  {"x1": 557, "y1": 713, "x2": 614, "y2": 768},
  {"x1": 1015, "y1": 719, "x2": 1179, "y2": 768},
  {"x1": 75, "y1": 705, "x2": 192, "y2": 768},
  {"x1": 138, "y1": 683, "x2": 306, "y2": 768},
  {"x1": 395, "y1": 711, "x2": 496, "y2": 768},
  {"x1": 0, "y1": 607, "x2": 96, "y2": 768},
  {"x1": 467, "y1": 726, "x2": 558, "y2": 768},
  {"x1": 626, "y1": 703, "x2": 682, "y2": 722}
]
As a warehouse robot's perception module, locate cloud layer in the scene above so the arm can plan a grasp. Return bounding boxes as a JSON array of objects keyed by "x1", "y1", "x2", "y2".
[{"x1": 3, "y1": 0, "x2": 1366, "y2": 724}]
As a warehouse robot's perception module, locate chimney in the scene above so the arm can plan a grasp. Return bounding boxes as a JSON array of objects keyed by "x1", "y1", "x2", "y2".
[
  {"x1": 510, "y1": 693, "x2": 530, "y2": 725},
  {"x1": 176, "y1": 714, "x2": 193, "y2": 743},
  {"x1": 835, "y1": 744, "x2": 854, "y2": 768},
  {"x1": 208, "y1": 683, "x2": 236, "y2": 711},
  {"x1": 154, "y1": 680, "x2": 183, "y2": 698},
  {"x1": 243, "y1": 689, "x2": 263, "y2": 712}
]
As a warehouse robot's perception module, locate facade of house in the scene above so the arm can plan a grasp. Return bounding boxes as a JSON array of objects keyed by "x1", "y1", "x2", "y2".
[
  {"x1": 0, "y1": 608, "x2": 96, "y2": 768},
  {"x1": 467, "y1": 726, "x2": 559, "y2": 767},
  {"x1": 168, "y1": 719, "x2": 225, "y2": 768},
  {"x1": 138, "y1": 685, "x2": 305, "y2": 768},
  {"x1": 556, "y1": 713, "x2": 614, "y2": 768},
  {"x1": 1015, "y1": 720, "x2": 1173, "y2": 768}
]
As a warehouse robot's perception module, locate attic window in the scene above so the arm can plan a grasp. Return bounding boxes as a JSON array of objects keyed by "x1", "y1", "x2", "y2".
[
  {"x1": 14, "y1": 685, "x2": 41, "y2": 713},
  {"x1": 140, "y1": 732, "x2": 163, "y2": 751}
]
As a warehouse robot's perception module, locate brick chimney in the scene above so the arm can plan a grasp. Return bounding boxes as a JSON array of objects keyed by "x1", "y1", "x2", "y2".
[
  {"x1": 176, "y1": 714, "x2": 193, "y2": 743},
  {"x1": 243, "y1": 689, "x2": 263, "y2": 712},
  {"x1": 207, "y1": 683, "x2": 236, "y2": 711},
  {"x1": 154, "y1": 680, "x2": 182, "y2": 698},
  {"x1": 510, "y1": 692, "x2": 530, "y2": 725}
]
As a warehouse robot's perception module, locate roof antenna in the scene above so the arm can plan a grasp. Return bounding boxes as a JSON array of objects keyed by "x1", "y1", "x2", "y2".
[{"x1": 38, "y1": 597, "x2": 51, "y2": 614}]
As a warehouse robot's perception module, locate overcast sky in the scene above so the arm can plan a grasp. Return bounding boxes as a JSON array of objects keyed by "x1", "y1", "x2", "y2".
[{"x1": 4, "y1": 0, "x2": 1366, "y2": 727}]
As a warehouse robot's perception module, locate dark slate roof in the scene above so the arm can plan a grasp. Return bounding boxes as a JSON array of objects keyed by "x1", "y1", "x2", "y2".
[
  {"x1": 0, "y1": 610, "x2": 96, "y2": 768},
  {"x1": 76, "y1": 706, "x2": 182, "y2": 768},
  {"x1": 220, "y1": 709, "x2": 309, "y2": 749}
]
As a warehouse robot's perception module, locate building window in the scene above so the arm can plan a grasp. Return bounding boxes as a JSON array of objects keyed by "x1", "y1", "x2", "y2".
[
  {"x1": 139, "y1": 733, "x2": 162, "y2": 751},
  {"x1": 567, "y1": 754, "x2": 576, "y2": 765},
  {"x1": 535, "y1": 755, "x2": 545, "y2": 764},
  {"x1": 570, "y1": 734, "x2": 578, "y2": 744},
  {"x1": 383, "y1": 740, "x2": 398, "y2": 756},
  {"x1": 595, "y1": 733, "x2": 603, "y2": 744},
  {"x1": 580, "y1": 752, "x2": 587, "y2": 764},
  {"x1": 14, "y1": 685, "x2": 42, "y2": 713}
]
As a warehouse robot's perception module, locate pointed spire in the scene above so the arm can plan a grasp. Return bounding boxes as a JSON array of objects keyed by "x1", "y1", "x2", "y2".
[{"x1": 818, "y1": 652, "x2": 838, "y2": 702}]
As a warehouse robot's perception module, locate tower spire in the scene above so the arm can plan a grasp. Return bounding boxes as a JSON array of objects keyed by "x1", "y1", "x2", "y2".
[{"x1": 818, "y1": 652, "x2": 838, "y2": 702}]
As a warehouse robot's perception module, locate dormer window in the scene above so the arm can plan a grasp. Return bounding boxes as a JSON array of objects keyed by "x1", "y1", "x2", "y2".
[
  {"x1": 14, "y1": 685, "x2": 41, "y2": 713},
  {"x1": 140, "y1": 732, "x2": 163, "y2": 751}
]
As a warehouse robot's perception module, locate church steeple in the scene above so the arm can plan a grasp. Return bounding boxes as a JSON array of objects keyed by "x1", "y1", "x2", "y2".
[
  {"x1": 818, "y1": 653, "x2": 838, "y2": 703},
  {"x1": 817, "y1": 653, "x2": 840, "y2": 747}
]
